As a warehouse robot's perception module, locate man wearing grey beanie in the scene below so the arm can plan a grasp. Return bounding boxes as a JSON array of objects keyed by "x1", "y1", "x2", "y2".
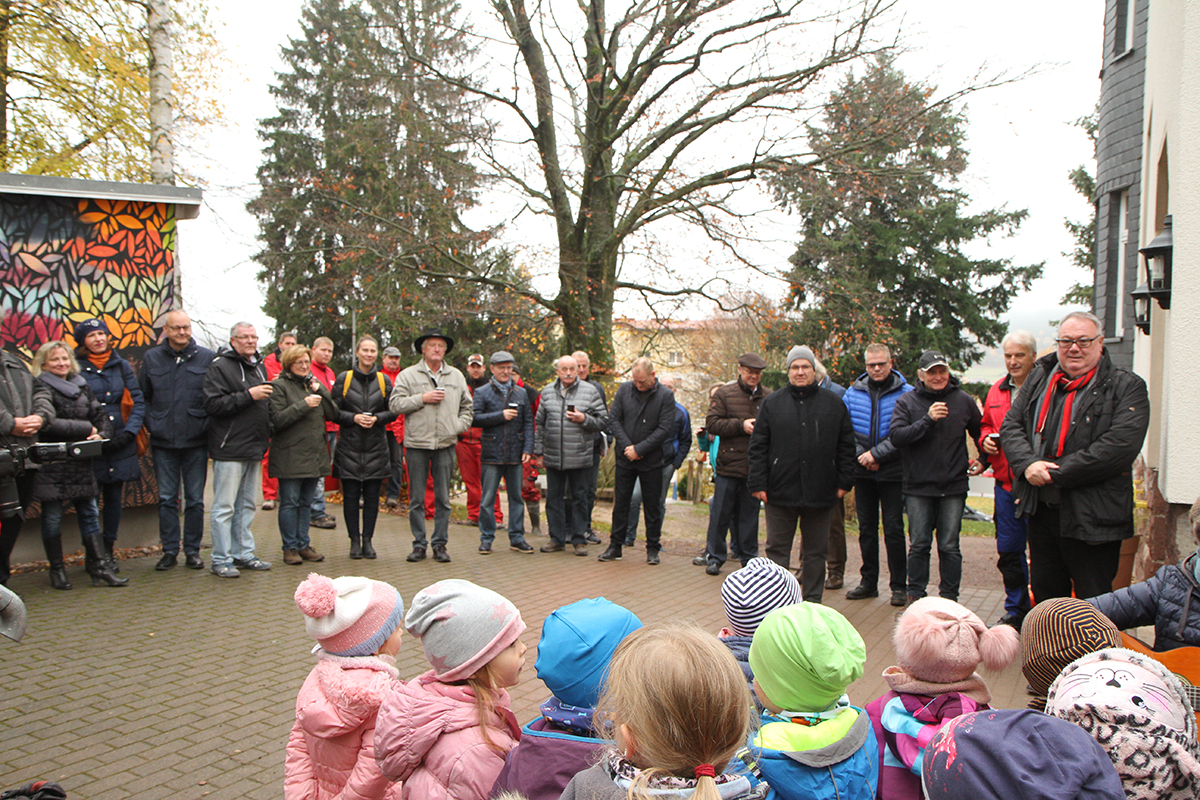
[{"x1": 747, "y1": 346, "x2": 856, "y2": 602}]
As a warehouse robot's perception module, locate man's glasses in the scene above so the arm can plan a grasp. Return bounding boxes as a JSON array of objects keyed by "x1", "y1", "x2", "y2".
[{"x1": 1055, "y1": 336, "x2": 1100, "y2": 350}]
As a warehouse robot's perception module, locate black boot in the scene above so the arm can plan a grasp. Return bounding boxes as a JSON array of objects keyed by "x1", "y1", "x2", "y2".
[
  {"x1": 102, "y1": 539, "x2": 120, "y2": 573},
  {"x1": 349, "y1": 535, "x2": 363, "y2": 559},
  {"x1": 84, "y1": 536, "x2": 128, "y2": 587},
  {"x1": 43, "y1": 536, "x2": 72, "y2": 591},
  {"x1": 361, "y1": 536, "x2": 377, "y2": 559}
]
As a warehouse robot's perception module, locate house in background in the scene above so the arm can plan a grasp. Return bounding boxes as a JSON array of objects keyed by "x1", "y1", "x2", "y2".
[
  {"x1": 1094, "y1": 0, "x2": 1200, "y2": 580},
  {"x1": 0, "y1": 173, "x2": 202, "y2": 562}
]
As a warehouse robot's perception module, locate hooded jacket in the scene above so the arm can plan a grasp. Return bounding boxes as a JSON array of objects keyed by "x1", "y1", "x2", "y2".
[
  {"x1": 559, "y1": 761, "x2": 764, "y2": 800},
  {"x1": 706, "y1": 379, "x2": 766, "y2": 479},
  {"x1": 865, "y1": 691, "x2": 984, "y2": 800},
  {"x1": 888, "y1": 376, "x2": 982, "y2": 497},
  {"x1": 33, "y1": 375, "x2": 110, "y2": 503},
  {"x1": 79, "y1": 348, "x2": 144, "y2": 483},
  {"x1": 843, "y1": 370, "x2": 911, "y2": 483},
  {"x1": 999, "y1": 349, "x2": 1149, "y2": 543},
  {"x1": 373, "y1": 671, "x2": 521, "y2": 800},
  {"x1": 489, "y1": 716, "x2": 604, "y2": 800},
  {"x1": 534, "y1": 379, "x2": 606, "y2": 471},
  {"x1": 736, "y1": 709, "x2": 878, "y2": 800},
  {"x1": 202, "y1": 346, "x2": 271, "y2": 461},
  {"x1": 268, "y1": 371, "x2": 338, "y2": 480},
  {"x1": 389, "y1": 360, "x2": 473, "y2": 451},
  {"x1": 284, "y1": 653, "x2": 402, "y2": 800},
  {"x1": 333, "y1": 369, "x2": 397, "y2": 482},
  {"x1": 1089, "y1": 554, "x2": 1200, "y2": 652},
  {"x1": 139, "y1": 337, "x2": 216, "y2": 450}
]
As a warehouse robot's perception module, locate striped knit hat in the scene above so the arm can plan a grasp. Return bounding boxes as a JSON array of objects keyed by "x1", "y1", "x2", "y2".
[
  {"x1": 721, "y1": 558, "x2": 803, "y2": 636},
  {"x1": 1022, "y1": 597, "x2": 1122, "y2": 711},
  {"x1": 294, "y1": 574, "x2": 405, "y2": 657}
]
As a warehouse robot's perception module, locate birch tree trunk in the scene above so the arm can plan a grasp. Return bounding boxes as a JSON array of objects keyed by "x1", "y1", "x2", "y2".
[{"x1": 147, "y1": 0, "x2": 175, "y2": 186}]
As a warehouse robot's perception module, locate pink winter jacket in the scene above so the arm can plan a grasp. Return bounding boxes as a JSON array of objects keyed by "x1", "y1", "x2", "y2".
[
  {"x1": 374, "y1": 670, "x2": 521, "y2": 800},
  {"x1": 285, "y1": 652, "x2": 403, "y2": 800}
]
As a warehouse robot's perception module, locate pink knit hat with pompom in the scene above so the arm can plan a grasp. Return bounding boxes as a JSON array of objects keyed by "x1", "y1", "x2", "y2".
[
  {"x1": 894, "y1": 597, "x2": 1020, "y2": 684},
  {"x1": 294, "y1": 573, "x2": 404, "y2": 657}
]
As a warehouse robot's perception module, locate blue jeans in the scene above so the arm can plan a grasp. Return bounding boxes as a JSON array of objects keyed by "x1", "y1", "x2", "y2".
[
  {"x1": 210, "y1": 459, "x2": 261, "y2": 567},
  {"x1": 407, "y1": 447, "x2": 454, "y2": 547},
  {"x1": 994, "y1": 484, "x2": 1031, "y2": 617},
  {"x1": 278, "y1": 477, "x2": 317, "y2": 551},
  {"x1": 905, "y1": 494, "x2": 965, "y2": 601},
  {"x1": 705, "y1": 475, "x2": 760, "y2": 566},
  {"x1": 626, "y1": 465, "x2": 674, "y2": 545},
  {"x1": 546, "y1": 466, "x2": 589, "y2": 546},
  {"x1": 480, "y1": 462, "x2": 526, "y2": 546},
  {"x1": 310, "y1": 432, "x2": 336, "y2": 516},
  {"x1": 41, "y1": 497, "x2": 101, "y2": 543},
  {"x1": 154, "y1": 445, "x2": 208, "y2": 556}
]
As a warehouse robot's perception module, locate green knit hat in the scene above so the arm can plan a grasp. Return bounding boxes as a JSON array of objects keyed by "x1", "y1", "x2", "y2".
[{"x1": 749, "y1": 603, "x2": 865, "y2": 712}]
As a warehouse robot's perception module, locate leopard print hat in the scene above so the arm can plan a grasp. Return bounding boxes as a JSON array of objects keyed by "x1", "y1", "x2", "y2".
[{"x1": 1047, "y1": 647, "x2": 1200, "y2": 800}]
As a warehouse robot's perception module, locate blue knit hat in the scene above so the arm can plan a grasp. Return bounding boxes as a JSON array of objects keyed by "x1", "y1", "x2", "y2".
[
  {"x1": 535, "y1": 597, "x2": 642, "y2": 708},
  {"x1": 73, "y1": 318, "x2": 108, "y2": 346}
]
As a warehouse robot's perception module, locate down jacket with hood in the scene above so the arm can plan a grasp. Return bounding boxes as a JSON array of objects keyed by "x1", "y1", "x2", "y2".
[
  {"x1": 735, "y1": 708, "x2": 878, "y2": 800},
  {"x1": 284, "y1": 652, "x2": 402, "y2": 800},
  {"x1": 1089, "y1": 554, "x2": 1200, "y2": 652},
  {"x1": 374, "y1": 670, "x2": 521, "y2": 800},
  {"x1": 202, "y1": 346, "x2": 271, "y2": 461},
  {"x1": 33, "y1": 375, "x2": 111, "y2": 503},
  {"x1": 534, "y1": 379, "x2": 607, "y2": 471},
  {"x1": 333, "y1": 369, "x2": 396, "y2": 481}
]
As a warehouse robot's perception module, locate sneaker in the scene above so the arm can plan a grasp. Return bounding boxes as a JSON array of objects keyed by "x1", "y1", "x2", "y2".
[
  {"x1": 540, "y1": 541, "x2": 565, "y2": 553},
  {"x1": 232, "y1": 557, "x2": 272, "y2": 571},
  {"x1": 211, "y1": 564, "x2": 240, "y2": 578},
  {"x1": 890, "y1": 591, "x2": 908, "y2": 607},
  {"x1": 597, "y1": 545, "x2": 622, "y2": 562},
  {"x1": 310, "y1": 515, "x2": 336, "y2": 529},
  {"x1": 478, "y1": 542, "x2": 493, "y2": 555},
  {"x1": 185, "y1": 553, "x2": 204, "y2": 569},
  {"x1": 646, "y1": 550, "x2": 660, "y2": 566},
  {"x1": 407, "y1": 546, "x2": 427, "y2": 562},
  {"x1": 510, "y1": 541, "x2": 534, "y2": 554},
  {"x1": 573, "y1": 543, "x2": 588, "y2": 557},
  {"x1": 282, "y1": 549, "x2": 303, "y2": 565},
  {"x1": 432, "y1": 545, "x2": 451, "y2": 563},
  {"x1": 692, "y1": 554, "x2": 708, "y2": 566},
  {"x1": 386, "y1": 497, "x2": 400, "y2": 510},
  {"x1": 155, "y1": 553, "x2": 177, "y2": 571},
  {"x1": 298, "y1": 546, "x2": 324, "y2": 562},
  {"x1": 705, "y1": 560, "x2": 721, "y2": 576},
  {"x1": 262, "y1": 500, "x2": 277, "y2": 511},
  {"x1": 585, "y1": 531, "x2": 601, "y2": 544},
  {"x1": 845, "y1": 584, "x2": 878, "y2": 600}
]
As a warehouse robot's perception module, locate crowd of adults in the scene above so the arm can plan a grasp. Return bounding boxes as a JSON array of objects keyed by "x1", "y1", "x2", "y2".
[{"x1": 0, "y1": 309, "x2": 1158, "y2": 635}]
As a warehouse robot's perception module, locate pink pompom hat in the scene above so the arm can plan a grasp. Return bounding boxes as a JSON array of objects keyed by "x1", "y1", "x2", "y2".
[
  {"x1": 294, "y1": 573, "x2": 404, "y2": 657},
  {"x1": 894, "y1": 597, "x2": 1020, "y2": 684}
]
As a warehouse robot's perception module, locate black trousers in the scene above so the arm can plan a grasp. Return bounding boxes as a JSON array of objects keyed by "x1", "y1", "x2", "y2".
[
  {"x1": 611, "y1": 464, "x2": 663, "y2": 551},
  {"x1": 854, "y1": 478, "x2": 906, "y2": 593},
  {"x1": 0, "y1": 472, "x2": 35, "y2": 583},
  {"x1": 1028, "y1": 502, "x2": 1123, "y2": 602}
]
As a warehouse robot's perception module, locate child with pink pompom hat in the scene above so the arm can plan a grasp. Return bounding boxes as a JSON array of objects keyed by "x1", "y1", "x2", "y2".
[
  {"x1": 864, "y1": 597, "x2": 1020, "y2": 800},
  {"x1": 285, "y1": 573, "x2": 405, "y2": 800}
]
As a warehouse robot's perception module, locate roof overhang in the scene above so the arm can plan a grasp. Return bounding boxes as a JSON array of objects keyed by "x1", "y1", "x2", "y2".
[{"x1": 0, "y1": 173, "x2": 203, "y2": 220}]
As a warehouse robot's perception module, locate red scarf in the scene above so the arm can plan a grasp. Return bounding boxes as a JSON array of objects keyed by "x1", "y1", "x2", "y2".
[{"x1": 1035, "y1": 367, "x2": 1097, "y2": 457}]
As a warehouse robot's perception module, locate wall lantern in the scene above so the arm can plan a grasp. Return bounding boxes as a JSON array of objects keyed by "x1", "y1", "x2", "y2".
[
  {"x1": 1139, "y1": 214, "x2": 1173, "y2": 310},
  {"x1": 1131, "y1": 282, "x2": 1152, "y2": 334}
]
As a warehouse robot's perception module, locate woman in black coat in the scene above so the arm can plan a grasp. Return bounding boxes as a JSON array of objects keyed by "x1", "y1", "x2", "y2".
[
  {"x1": 30, "y1": 341, "x2": 122, "y2": 589},
  {"x1": 332, "y1": 336, "x2": 396, "y2": 559}
]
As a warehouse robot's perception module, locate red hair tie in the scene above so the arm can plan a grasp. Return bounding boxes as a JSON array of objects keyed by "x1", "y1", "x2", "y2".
[{"x1": 694, "y1": 764, "x2": 716, "y2": 779}]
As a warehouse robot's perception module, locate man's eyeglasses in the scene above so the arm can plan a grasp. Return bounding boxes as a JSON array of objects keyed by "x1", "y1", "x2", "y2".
[
  {"x1": 865, "y1": 362, "x2": 890, "y2": 370},
  {"x1": 1055, "y1": 336, "x2": 1100, "y2": 350},
  {"x1": 234, "y1": 334, "x2": 258, "y2": 341},
  {"x1": 166, "y1": 325, "x2": 191, "y2": 332}
]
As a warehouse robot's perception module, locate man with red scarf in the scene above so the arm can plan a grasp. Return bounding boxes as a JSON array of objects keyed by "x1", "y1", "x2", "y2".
[{"x1": 1001, "y1": 311, "x2": 1149, "y2": 602}]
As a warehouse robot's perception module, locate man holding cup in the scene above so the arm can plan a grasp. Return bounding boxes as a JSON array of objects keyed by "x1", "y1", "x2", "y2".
[{"x1": 472, "y1": 351, "x2": 534, "y2": 554}]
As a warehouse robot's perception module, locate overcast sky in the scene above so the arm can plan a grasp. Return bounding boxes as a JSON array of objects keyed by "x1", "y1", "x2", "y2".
[{"x1": 178, "y1": 0, "x2": 1104, "y2": 372}]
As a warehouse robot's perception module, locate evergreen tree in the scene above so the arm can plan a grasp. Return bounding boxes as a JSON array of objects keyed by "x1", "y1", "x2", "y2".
[{"x1": 768, "y1": 55, "x2": 1043, "y2": 382}]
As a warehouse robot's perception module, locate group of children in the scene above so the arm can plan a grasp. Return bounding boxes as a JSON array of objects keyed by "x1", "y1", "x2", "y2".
[{"x1": 283, "y1": 560, "x2": 1200, "y2": 800}]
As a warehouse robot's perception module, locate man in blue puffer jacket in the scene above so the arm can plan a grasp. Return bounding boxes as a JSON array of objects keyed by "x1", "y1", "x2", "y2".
[
  {"x1": 472, "y1": 351, "x2": 534, "y2": 555},
  {"x1": 842, "y1": 344, "x2": 912, "y2": 607}
]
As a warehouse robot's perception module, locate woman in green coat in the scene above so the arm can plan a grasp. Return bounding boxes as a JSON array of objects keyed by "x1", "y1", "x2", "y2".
[{"x1": 269, "y1": 345, "x2": 338, "y2": 565}]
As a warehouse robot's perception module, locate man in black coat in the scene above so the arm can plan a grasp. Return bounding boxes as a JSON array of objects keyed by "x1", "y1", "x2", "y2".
[
  {"x1": 748, "y1": 345, "x2": 855, "y2": 602},
  {"x1": 598, "y1": 357, "x2": 676, "y2": 565},
  {"x1": 1000, "y1": 311, "x2": 1150, "y2": 602}
]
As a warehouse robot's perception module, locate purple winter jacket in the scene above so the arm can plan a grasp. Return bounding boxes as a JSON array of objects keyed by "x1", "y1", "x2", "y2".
[{"x1": 489, "y1": 717, "x2": 606, "y2": 800}]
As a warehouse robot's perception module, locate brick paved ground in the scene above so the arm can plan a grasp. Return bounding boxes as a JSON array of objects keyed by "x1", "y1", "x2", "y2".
[{"x1": 1, "y1": 501, "x2": 1028, "y2": 799}]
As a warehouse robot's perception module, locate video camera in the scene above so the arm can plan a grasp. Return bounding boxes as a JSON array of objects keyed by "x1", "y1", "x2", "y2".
[{"x1": 0, "y1": 440, "x2": 106, "y2": 518}]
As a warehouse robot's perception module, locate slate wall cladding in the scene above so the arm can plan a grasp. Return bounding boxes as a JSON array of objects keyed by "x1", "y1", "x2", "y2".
[{"x1": 1094, "y1": 0, "x2": 1148, "y2": 371}]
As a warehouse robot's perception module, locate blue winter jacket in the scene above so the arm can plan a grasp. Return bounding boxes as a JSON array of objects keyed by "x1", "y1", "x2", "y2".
[
  {"x1": 665, "y1": 402, "x2": 692, "y2": 470},
  {"x1": 79, "y1": 349, "x2": 145, "y2": 483},
  {"x1": 473, "y1": 377, "x2": 534, "y2": 464},
  {"x1": 843, "y1": 370, "x2": 911, "y2": 483},
  {"x1": 736, "y1": 708, "x2": 878, "y2": 800},
  {"x1": 1089, "y1": 554, "x2": 1200, "y2": 651},
  {"x1": 139, "y1": 338, "x2": 216, "y2": 450}
]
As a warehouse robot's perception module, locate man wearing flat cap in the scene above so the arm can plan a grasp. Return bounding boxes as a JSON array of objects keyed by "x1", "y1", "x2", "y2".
[
  {"x1": 748, "y1": 346, "x2": 856, "y2": 602},
  {"x1": 701, "y1": 352, "x2": 769, "y2": 576},
  {"x1": 889, "y1": 349, "x2": 984, "y2": 605},
  {"x1": 456, "y1": 352, "x2": 501, "y2": 528},
  {"x1": 389, "y1": 328, "x2": 473, "y2": 563},
  {"x1": 471, "y1": 351, "x2": 534, "y2": 555}
]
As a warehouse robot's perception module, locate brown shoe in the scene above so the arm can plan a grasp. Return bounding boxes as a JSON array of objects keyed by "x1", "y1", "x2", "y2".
[
  {"x1": 573, "y1": 543, "x2": 588, "y2": 557},
  {"x1": 825, "y1": 574, "x2": 844, "y2": 590},
  {"x1": 540, "y1": 541, "x2": 565, "y2": 553},
  {"x1": 283, "y1": 548, "x2": 303, "y2": 565},
  {"x1": 298, "y1": 546, "x2": 324, "y2": 562}
]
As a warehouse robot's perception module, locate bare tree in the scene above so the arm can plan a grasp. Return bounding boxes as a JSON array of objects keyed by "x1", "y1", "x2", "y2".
[{"x1": 391, "y1": 0, "x2": 897, "y2": 368}]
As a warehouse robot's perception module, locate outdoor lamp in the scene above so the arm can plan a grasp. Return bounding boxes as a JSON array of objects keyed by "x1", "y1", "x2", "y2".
[
  {"x1": 1139, "y1": 214, "x2": 1173, "y2": 309},
  {"x1": 1131, "y1": 283, "x2": 1152, "y2": 335}
]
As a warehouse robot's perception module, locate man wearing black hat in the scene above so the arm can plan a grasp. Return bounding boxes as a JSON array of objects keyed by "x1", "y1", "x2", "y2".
[
  {"x1": 389, "y1": 328, "x2": 474, "y2": 563},
  {"x1": 701, "y1": 353, "x2": 769, "y2": 576},
  {"x1": 889, "y1": 350, "x2": 984, "y2": 604}
]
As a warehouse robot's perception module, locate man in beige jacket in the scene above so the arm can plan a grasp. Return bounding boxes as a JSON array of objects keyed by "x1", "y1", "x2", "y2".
[{"x1": 389, "y1": 328, "x2": 473, "y2": 563}]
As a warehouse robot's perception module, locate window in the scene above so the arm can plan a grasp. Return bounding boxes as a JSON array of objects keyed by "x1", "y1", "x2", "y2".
[
  {"x1": 1115, "y1": 0, "x2": 1135, "y2": 55},
  {"x1": 667, "y1": 351, "x2": 683, "y2": 366}
]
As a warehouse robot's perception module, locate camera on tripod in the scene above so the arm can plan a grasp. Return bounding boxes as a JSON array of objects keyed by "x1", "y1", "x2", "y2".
[{"x1": 0, "y1": 440, "x2": 106, "y2": 518}]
